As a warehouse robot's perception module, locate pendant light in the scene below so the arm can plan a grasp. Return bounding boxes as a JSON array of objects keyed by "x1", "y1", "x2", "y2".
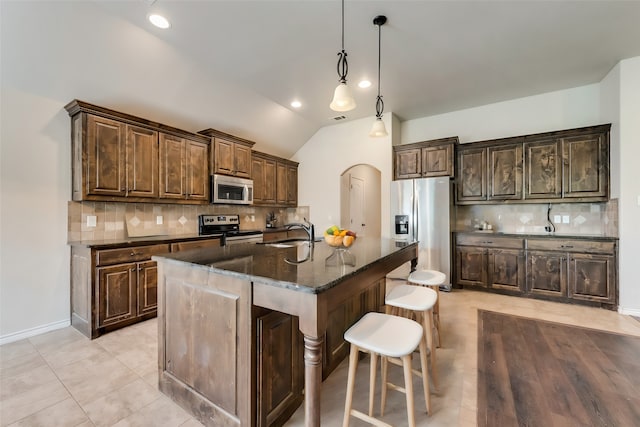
[
  {"x1": 330, "y1": 0, "x2": 356, "y2": 112},
  {"x1": 369, "y1": 15, "x2": 388, "y2": 137}
]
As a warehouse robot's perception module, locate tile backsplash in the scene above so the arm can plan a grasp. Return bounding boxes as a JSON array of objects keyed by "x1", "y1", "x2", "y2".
[
  {"x1": 68, "y1": 202, "x2": 310, "y2": 242},
  {"x1": 453, "y1": 199, "x2": 618, "y2": 236}
]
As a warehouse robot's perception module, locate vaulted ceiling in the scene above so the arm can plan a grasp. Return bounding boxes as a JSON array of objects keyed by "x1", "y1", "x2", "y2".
[{"x1": 4, "y1": 1, "x2": 640, "y2": 157}]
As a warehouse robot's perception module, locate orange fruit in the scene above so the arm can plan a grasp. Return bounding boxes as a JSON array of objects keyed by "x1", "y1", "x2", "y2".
[{"x1": 343, "y1": 235, "x2": 355, "y2": 247}]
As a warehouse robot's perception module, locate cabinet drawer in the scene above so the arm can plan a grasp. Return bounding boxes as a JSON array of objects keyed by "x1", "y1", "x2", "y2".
[
  {"x1": 96, "y1": 244, "x2": 170, "y2": 266},
  {"x1": 526, "y1": 239, "x2": 615, "y2": 254},
  {"x1": 170, "y1": 239, "x2": 220, "y2": 252},
  {"x1": 456, "y1": 234, "x2": 524, "y2": 249}
]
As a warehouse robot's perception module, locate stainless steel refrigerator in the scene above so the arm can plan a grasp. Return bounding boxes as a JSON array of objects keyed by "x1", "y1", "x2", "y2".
[{"x1": 389, "y1": 177, "x2": 452, "y2": 287}]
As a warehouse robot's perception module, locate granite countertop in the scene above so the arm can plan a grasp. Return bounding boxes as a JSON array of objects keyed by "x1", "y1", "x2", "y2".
[
  {"x1": 68, "y1": 233, "x2": 223, "y2": 248},
  {"x1": 153, "y1": 237, "x2": 417, "y2": 294},
  {"x1": 454, "y1": 230, "x2": 618, "y2": 240}
]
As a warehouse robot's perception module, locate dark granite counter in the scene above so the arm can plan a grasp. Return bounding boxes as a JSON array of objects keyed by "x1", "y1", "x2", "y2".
[
  {"x1": 153, "y1": 237, "x2": 417, "y2": 294},
  {"x1": 68, "y1": 233, "x2": 222, "y2": 249},
  {"x1": 454, "y1": 231, "x2": 618, "y2": 241}
]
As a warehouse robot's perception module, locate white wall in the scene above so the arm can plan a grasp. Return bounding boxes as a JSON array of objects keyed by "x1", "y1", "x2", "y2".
[
  {"x1": 617, "y1": 57, "x2": 640, "y2": 315},
  {"x1": 292, "y1": 114, "x2": 393, "y2": 238},
  {"x1": 401, "y1": 84, "x2": 601, "y2": 144}
]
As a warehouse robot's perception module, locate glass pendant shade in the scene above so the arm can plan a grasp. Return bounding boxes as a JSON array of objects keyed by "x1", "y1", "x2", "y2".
[
  {"x1": 369, "y1": 117, "x2": 388, "y2": 137},
  {"x1": 330, "y1": 82, "x2": 356, "y2": 112}
]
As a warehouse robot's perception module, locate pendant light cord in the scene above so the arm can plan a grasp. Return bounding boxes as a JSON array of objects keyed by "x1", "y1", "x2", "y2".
[
  {"x1": 336, "y1": 0, "x2": 348, "y2": 82},
  {"x1": 375, "y1": 18, "x2": 384, "y2": 118}
]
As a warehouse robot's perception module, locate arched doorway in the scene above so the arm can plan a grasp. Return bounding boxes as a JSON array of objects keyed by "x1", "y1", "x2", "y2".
[{"x1": 340, "y1": 164, "x2": 381, "y2": 237}]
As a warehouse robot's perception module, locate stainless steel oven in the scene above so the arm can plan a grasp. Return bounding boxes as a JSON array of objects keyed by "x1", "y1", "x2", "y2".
[
  {"x1": 211, "y1": 174, "x2": 253, "y2": 205},
  {"x1": 198, "y1": 214, "x2": 263, "y2": 246}
]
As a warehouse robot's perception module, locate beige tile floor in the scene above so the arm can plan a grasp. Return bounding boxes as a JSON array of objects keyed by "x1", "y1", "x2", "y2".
[{"x1": 2, "y1": 290, "x2": 639, "y2": 427}]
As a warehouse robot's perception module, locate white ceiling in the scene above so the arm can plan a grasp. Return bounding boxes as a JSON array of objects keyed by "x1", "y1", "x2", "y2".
[{"x1": 6, "y1": 1, "x2": 640, "y2": 157}]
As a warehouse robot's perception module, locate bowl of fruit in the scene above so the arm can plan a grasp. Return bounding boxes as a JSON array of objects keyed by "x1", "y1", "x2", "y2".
[{"x1": 323, "y1": 225, "x2": 357, "y2": 248}]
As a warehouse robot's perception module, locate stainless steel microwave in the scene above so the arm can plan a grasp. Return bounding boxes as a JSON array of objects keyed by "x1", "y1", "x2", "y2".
[{"x1": 211, "y1": 174, "x2": 253, "y2": 205}]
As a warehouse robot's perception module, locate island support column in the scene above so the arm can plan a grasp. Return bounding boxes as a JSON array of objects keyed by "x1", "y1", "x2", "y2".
[{"x1": 303, "y1": 336, "x2": 323, "y2": 427}]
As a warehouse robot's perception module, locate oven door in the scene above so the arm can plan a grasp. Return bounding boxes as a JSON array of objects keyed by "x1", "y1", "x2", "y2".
[{"x1": 211, "y1": 174, "x2": 253, "y2": 205}]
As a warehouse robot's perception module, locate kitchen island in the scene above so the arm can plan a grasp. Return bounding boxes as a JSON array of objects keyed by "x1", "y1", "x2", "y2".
[{"x1": 153, "y1": 238, "x2": 417, "y2": 427}]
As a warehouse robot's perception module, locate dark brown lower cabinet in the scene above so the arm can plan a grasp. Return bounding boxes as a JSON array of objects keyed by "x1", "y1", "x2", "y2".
[
  {"x1": 254, "y1": 308, "x2": 303, "y2": 427},
  {"x1": 252, "y1": 279, "x2": 385, "y2": 427},
  {"x1": 454, "y1": 233, "x2": 618, "y2": 309},
  {"x1": 454, "y1": 234, "x2": 525, "y2": 292}
]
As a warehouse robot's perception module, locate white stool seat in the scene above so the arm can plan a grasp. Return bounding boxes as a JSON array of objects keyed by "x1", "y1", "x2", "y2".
[
  {"x1": 386, "y1": 285, "x2": 437, "y2": 312},
  {"x1": 344, "y1": 312, "x2": 423, "y2": 358},
  {"x1": 408, "y1": 269, "x2": 446, "y2": 286}
]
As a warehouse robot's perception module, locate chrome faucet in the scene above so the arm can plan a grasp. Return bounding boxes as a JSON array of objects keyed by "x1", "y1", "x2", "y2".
[{"x1": 284, "y1": 218, "x2": 315, "y2": 245}]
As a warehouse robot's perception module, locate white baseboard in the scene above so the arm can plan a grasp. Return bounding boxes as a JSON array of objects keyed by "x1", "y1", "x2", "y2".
[
  {"x1": 0, "y1": 319, "x2": 71, "y2": 346},
  {"x1": 618, "y1": 306, "x2": 640, "y2": 317}
]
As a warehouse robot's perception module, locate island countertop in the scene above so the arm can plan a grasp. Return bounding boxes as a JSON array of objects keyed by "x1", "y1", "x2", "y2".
[{"x1": 153, "y1": 237, "x2": 415, "y2": 294}]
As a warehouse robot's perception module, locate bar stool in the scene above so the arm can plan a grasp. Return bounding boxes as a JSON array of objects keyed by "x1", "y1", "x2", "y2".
[
  {"x1": 342, "y1": 312, "x2": 429, "y2": 427},
  {"x1": 384, "y1": 284, "x2": 438, "y2": 390},
  {"x1": 408, "y1": 269, "x2": 446, "y2": 347}
]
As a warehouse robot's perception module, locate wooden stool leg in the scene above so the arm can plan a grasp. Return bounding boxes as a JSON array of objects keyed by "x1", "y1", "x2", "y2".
[
  {"x1": 368, "y1": 352, "x2": 377, "y2": 417},
  {"x1": 380, "y1": 356, "x2": 388, "y2": 416},
  {"x1": 402, "y1": 354, "x2": 416, "y2": 427},
  {"x1": 430, "y1": 284, "x2": 441, "y2": 347},
  {"x1": 418, "y1": 337, "x2": 431, "y2": 414},
  {"x1": 342, "y1": 344, "x2": 360, "y2": 427},
  {"x1": 427, "y1": 309, "x2": 438, "y2": 389}
]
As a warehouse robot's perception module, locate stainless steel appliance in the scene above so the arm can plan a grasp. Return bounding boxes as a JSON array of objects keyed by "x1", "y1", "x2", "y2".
[
  {"x1": 389, "y1": 177, "x2": 452, "y2": 287},
  {"x1": 198, "y1": 214, "x2": 263, "y2": 246},
  {"x1": 211, "y1": 174, "x2": 253, "y2": 205}
]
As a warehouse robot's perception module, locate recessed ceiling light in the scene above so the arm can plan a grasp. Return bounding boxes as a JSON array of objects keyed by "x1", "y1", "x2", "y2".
[
  {"x1": 291, "y1": 100, "x2": 302, "y2": 108},
  {"x1": 358, "y1": 80, "x2": 372, "y2": 89},
  {"x1": 148, "y1": 14, "x2": 171, "y2": 29}
]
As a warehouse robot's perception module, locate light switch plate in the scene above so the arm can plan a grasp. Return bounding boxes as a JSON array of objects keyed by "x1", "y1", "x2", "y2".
[
  {"x1": 554, "y1": 215, "x2": 561, "y2": 223},
  {"x1": 562, "y1": 215, "x2": 570, "y2": 224},
  {"x1": 87, "y1": 215, "x2": 97, "y2": 227},
  {"x1": 156, "y1": 215, "x2": 163, "y2": 225}
]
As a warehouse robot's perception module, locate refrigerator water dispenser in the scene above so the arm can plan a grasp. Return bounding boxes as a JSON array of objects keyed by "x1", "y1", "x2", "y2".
[{"x1": 395, "y1": 215, "x2": 409, "y2": 235}]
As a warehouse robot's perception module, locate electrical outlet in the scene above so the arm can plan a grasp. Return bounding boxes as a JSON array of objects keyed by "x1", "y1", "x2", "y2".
[
  {"x1": 87, "y1": 215, "x2": 97, "y2": 227},
  {"x1": 562, "y1": 215, "x2": 570, "y2": 224},
  {"x1": 250, "y1": 215, "x2": 255, "y2": 222},
  {"x1": 553, "y1": 215, "x2": 561, "y2": 223},
  {"x1": 156, "y1": 215, "x2": 163, "y2": 225}
]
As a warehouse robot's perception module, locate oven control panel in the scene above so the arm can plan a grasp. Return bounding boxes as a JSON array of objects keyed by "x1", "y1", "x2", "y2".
[{"x1": 199, "y1": 214, "x2": 239, "y2": 226}]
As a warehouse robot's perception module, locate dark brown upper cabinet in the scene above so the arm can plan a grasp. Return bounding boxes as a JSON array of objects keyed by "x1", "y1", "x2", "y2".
[
  {"x1": 457, "y1": 146, "x2": 487, "y2": 202},
  {"x1": 393, "y1": 137, "x2": 457, "y2": 180},
  {"x1": 455, "y1": 124, "x2": 610, "y2": 205},
  {"x1": 524, "y1": 138, "x2": 562, "y2": 200},
  {"x1": 252, "y1": 151, "x2": 298, "y2": 207},
  {"x1": 199, "y1": 129, "x2": 254, "y2": 179},
  {"x1": 488, "y1": 142, "x2": 523, "y2": 201},
  {"x1": 65, "y1": 100, "x2": 210, "y2": 205}
]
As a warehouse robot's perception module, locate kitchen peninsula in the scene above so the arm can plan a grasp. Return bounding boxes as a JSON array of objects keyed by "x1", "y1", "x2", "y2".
[{"x1": 153, "y1": 238, "x2": 417, "y2": 427}]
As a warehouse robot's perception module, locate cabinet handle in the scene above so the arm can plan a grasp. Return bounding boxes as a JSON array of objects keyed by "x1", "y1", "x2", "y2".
[
  {"x1": 130, "y1": 267, "x2": 136, "y2": 272},
  {"x1": 130, "y1": 252, "x2": 136, "y2": 256},
  {"x1": 561, "y1": 245, "x2": 574, "y2": 249},
  {"x1": 484, "y1": 241, "x2": 493, "y2": 244}
]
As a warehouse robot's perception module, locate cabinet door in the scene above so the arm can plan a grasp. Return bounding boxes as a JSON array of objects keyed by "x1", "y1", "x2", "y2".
[
  {"x1": 286, "y1": 165, "x2": 298, "y2": 206},
  {"x1": 457, "y1": 148, "x2": 487, "y2": 202},
  {"x1": 159, "y1": 133, "x2": 186, "y2": 199},
  {"x1": 323, "y1": 296, "x2": 361, "y2": 379},
  {"x1": 170, "y1": 239, "x2": 221, "y2": 252},
  {"x1": 233, "y1": 143, "x2": 252, "y2": 178},
  {"x1": 524, "y1": 139, "x2": 562, "y2": 200},
  {"x1": 276, "y1": 163, "x2": 288, "y2": 205},
  {"x1": 526, "y1": 251, "x2": 566, "y2": 297},
  {"x1": 126, "y1": 125, "x2": 158, "y2": 198},
  {"x1": 186, "y1": 140, "x2": 209, "y2": 201},
  {"x1": 488, "y1": 249, "x2": 525, "y2": 293},
  {"x1": 422, "y1": 144, "x2": 453, "y2": 177},
  {"x1": 97, "y1": 263, "x2": 136, "y2": 327},
  {"x1": 214, "y1": 138, "x2": 235, "y2": 175},
  {"x1": 252, "y1": 157, "x2": 266, "y2": 204},
  {"x1": 256, "y1": 311, "x2": 303, "y2": 427},
  {"x1": 488, "y1": 144, "x2": 522, "y2": 200},
  {"x1": 394, "y1": 148, "x2": 422, "y2": 179},
  {"x1": 562, "y1": 133, "x2": 608, "y2": 199},
  {"x1": 137, "y1": 260, "x2": 158, "y2": 315},
  {"x1": 568, "y1": 254, "x2": 615, "y2": 303},
  {"x1": 86, "y1": 115, "x2": 126, "y2": 197},
  {"x1": 455, "y1": 246, "x2": 487, "y2": 287},
  {"x1": 264, "y1": 159, "x2": 277, "y2": 204}
]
